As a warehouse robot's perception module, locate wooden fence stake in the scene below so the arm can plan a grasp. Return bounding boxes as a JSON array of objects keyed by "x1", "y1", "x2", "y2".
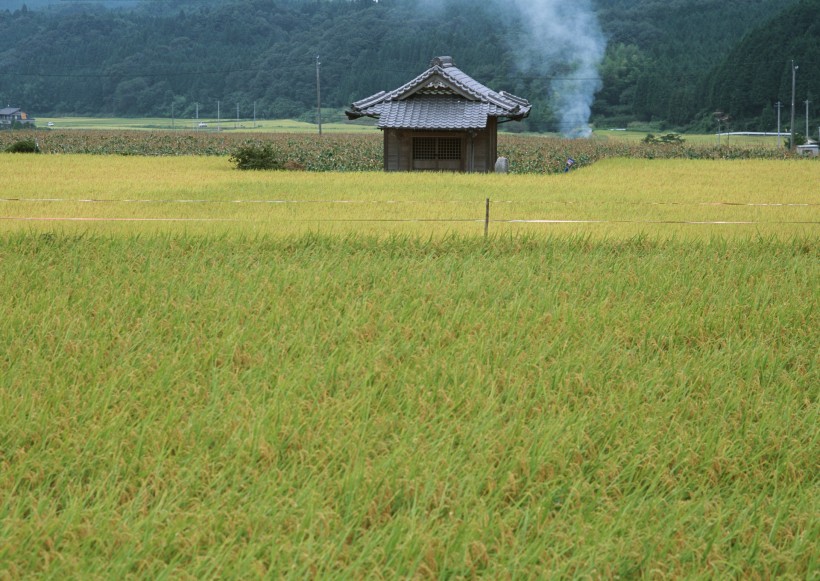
[{"x1": 484, "y1": 198, "x2": 490, "y2": 238}]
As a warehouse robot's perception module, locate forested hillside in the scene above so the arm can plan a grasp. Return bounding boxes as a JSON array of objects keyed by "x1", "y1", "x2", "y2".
[
  {"x1": 0, "y1": 0, "x2": 815, "y2": 132},
  {"x1": 593, "y1": 0, "x2": 805, "y2": 128},
  {"x1": 702, "y1": 0, "x2": 820, "y2": 134}
]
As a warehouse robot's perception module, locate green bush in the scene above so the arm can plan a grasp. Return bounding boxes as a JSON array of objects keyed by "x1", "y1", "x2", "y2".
[
  {"x1": 229, "y1": 143, "x2": 283, "y2": 170},
  {"x1": 784, "y1": 133, "x2": 807, "y2": 149},
  {"x1": 5, "y1": 138, "x2": 41, "y2": 153}
]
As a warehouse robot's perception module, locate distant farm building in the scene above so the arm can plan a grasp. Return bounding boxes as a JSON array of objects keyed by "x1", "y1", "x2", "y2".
[
  {"x1": 0, "y1": 107, "x2": 36, "y2": 128},
  {"x1": 346, "y1": 56, "x2": 530, "y2": 172}
]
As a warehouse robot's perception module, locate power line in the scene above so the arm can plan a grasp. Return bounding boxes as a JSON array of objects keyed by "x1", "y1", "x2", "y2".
[
  {"x1": 0, "y1": 66, "x2": 274, "y2": 79},
  {"x1": 1, "y1": 56, "x2": 814, "y2": 83}
]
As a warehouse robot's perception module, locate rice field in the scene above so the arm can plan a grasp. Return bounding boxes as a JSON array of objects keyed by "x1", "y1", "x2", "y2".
[
  {"x1": 0, "y1": 154, "x2": 817, "y2": 578},
  {"x1": 0, "y1": 155, "x2": 817, "y2": 239},
  {"x1": 28, "y1": 117, "x2": 794, "y2": 147},
  {"x1": 599, "y1": 129, "x2": 787, "y2": 148},
  {"x1": 34, "y1": 117, "x2": 378, "y2": 134}
]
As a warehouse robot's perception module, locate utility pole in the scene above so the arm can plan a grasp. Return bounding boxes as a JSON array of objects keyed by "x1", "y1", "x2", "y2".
[
  {"x1": 790, "y1": 60, "x2": 798, "y2": 151},
  {"x1": 171, "y1": 101, "x2": 175, "y2": 130},
  {"x1": 217, "y1": 100, "x2": 221, "y2": 132},
  {"x1": 776, "y1": 101, "x2": 783, "y2": 147},
  {"x1": 714, "y1": 111, "x2": 727, "y2": 146},
  {"x1": 253, "y1": 101, "x2": 257, "y2": 129},
  {"x1": 316, "y1": 55, "x2": 322, "y2": 136},
  {"x1": 805, "y1": 99, "x2": 811, "y2": 142},
  {"x1": 236, "y1": 103, "x2": 239, "y2": 130},
  {"x1": 195, "y1": 102, "x2": 199, "y2": 130}
]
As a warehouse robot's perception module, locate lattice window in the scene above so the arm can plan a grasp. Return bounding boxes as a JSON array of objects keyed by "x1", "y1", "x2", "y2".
[
  {"x1": 413, "y1": 137, "x2": 437, "y2": 160},
  {"x1": 413, "y1": 137, "x2": 462, "y2": 160},
  {"x1": 437, "y1": 138, "x2": 461, "y2": 160}
]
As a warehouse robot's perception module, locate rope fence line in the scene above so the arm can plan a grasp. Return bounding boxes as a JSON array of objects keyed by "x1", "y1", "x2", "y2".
[
  {"x1": 1, "y1": 196, "x2": 817, "y2": 230},
  {"x1": 3, "y1": 217, "x2": 817, "y2": 226},
  {"x1": 0, "y1": 217, "x2": 236, "y2": 222},
  {"x1": 0, "y1": 197, "x2": 816, "y2": 207},
  {"x1": 502, "y1": 219, "x2": 820, "y2": 225}
]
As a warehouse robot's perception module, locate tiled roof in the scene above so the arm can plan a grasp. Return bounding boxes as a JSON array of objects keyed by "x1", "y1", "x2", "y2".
[
  {"x1": 376, "y1": 96, "x2": 502, "y2": 129},
  {"x1": 347, "y1": 57, "x2": 530, "y2": 128},
  {"x1": 0, "y1": 108, "x2": 22, "y2": 116}
]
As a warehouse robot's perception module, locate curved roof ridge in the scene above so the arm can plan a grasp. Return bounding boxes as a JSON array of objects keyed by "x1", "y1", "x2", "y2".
[
  {"x1": 347, "y1": 57, "x2": 530, "y2": 122},
  {"x1": 442, "y1": 66, "x2": 521, "y2": 111}
]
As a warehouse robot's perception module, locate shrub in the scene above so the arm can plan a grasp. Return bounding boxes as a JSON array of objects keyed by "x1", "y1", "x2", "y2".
[
  {"x1": 5, "y1": 138, "x2": 41, "y2": 153},
  {"x1": 229, "y1": 143, "x2": 283, "y2": 170},
  {"x1": 784, "y1": 133, "x2": 807, "y2": 149}
]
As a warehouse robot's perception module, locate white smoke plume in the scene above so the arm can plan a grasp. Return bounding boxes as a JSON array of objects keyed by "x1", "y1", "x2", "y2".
[
  {"x1": 415, "y1": 0, "x2": 606, "y2": 137},
  {"x1": 507, "y1": 0, "x2": 606, "y2": 137}
]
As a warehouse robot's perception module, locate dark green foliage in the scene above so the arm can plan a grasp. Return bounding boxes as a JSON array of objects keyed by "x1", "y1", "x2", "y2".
[
  {"x1": 5, "y1": 138, "x2": 40, "y2": 153},
  {"x1": 229, "y1": 143, "x2": 282, "y2": 170}
]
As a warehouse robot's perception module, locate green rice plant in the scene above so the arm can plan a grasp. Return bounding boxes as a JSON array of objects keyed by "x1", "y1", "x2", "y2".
[
  {"x1": 0, "y1": 147, "x2": 816, "y2": 578},
  {"x1": 0, "y1": 234, "x2": 816, "y2": 578}
]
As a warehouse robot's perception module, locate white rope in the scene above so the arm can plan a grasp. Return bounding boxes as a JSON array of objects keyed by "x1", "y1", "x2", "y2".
[{"x1": 0, "y1": 197, "x2": 815, "y2": 207}]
